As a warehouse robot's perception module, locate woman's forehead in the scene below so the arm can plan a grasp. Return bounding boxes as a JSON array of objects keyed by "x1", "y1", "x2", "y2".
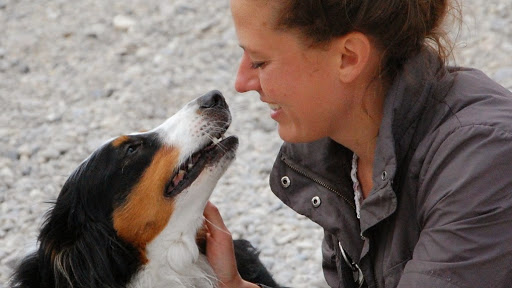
[
  {"x1": 231, "y1": 0, "x2": 271, "y2": 24},
  {"x1": 230, "y1": 0, "x2": 286, "y2": 28},
  {"x1": 231, "y1": 1, "x2": 275, "y2": 44}
]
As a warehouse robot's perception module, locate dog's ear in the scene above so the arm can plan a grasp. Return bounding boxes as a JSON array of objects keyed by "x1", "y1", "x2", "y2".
[
  {"x1": 38, "y1": 220, "x2": 140, "y2": 288},
  {"x1": 10, "y1": 205, "x2": 141, "y2": 288},
  {"x1": 31, "y1": 191, "x2": 142, "y2": 287},
  {"x1": 24, "y1": 159, "x2": 143, "y2": 288},
  {"x1": 9, "y1": 253, "x2": 41, "y2": 288}
]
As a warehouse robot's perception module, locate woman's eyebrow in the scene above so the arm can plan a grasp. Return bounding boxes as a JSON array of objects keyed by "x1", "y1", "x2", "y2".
[
  {"x1": 239, "y1": 45, "x2": 266, "y2": 57},
  {"x1": 239, "y1": 44, "x2": 251, "y2": 52}
]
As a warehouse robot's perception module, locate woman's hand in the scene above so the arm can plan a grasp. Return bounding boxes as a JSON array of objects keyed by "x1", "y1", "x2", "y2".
[{"x1": 203, "y1": 201, "x2": 260, "y2": 288}]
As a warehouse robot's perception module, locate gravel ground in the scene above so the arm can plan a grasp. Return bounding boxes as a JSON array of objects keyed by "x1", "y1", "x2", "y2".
[{"x1": 0, "y1": 1, "x2": 511, "y2": 287}]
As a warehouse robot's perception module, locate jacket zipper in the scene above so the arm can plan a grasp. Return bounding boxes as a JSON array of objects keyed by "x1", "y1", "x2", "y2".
[{"x1": 281, "y1": 156, "x2": 356, "y2": 211}]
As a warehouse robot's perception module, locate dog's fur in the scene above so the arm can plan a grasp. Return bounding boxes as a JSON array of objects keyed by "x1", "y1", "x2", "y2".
[{"x1": 10, "y1": 91, "x2": 279, "y2": 288}]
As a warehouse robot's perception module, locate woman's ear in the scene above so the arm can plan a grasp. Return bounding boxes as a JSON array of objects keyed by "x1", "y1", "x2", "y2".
[{"x1": 334, "y1": 32, "x2": 373, "y2": 83}]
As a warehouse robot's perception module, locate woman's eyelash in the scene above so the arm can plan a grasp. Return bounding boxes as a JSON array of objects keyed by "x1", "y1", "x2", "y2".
[{"x1": 250, "y1": 61, "x2": 265, "y2": 69}]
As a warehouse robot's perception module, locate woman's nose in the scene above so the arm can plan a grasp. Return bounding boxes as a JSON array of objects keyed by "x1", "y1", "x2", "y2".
[{"x1": 234, "y1": 53, "x2": 261, "y2": 93}]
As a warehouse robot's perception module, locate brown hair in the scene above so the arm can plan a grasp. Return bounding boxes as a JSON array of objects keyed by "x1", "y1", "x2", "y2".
[{"x1": 274, "y1": 0, "x2": 460, "y2": 79}]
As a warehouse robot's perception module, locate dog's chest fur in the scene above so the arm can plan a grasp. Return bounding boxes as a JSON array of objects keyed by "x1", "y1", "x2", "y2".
[
  {"x1": 128, "y1": 254, "x2": 215, "y2": 288},
  {"x1": 127, "y1": 212, "x2": 217, "y2": 288}
]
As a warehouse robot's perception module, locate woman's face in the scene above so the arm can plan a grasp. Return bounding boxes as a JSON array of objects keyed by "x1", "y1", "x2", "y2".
[{"x1": 231, "y1": 0, "x2": 357, "y2": 143}]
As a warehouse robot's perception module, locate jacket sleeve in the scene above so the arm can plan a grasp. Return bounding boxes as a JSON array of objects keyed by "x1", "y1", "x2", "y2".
[{"x1": 398, "y1": 125, "x2": 512, "y2": 288}]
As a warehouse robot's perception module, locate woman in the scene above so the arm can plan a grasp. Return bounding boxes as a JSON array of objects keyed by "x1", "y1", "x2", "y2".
[{"x1": 204, "y1": 0, "x2": 512, "y2": 287}]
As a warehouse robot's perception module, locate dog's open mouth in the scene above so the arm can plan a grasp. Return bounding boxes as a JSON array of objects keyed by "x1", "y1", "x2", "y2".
[{"x1": 165, "y1": 135, "x2": 238, "y2": 197}]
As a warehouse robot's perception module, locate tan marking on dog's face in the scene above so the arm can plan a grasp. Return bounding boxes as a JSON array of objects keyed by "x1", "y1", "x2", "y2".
[
  {"x1": 112, "y1": 135, "x2": 130, "y2": 147},
  {"x1": 112, "y1": 146, "x2": 180, "y2": 263}
]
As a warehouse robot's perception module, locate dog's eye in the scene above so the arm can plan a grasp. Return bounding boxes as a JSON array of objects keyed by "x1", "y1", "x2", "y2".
[{"x1": 125, "y1": 142, "x2": 142, "y2": 156}]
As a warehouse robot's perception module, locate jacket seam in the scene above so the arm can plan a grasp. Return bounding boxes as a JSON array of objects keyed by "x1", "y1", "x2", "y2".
[
  {"x1": 419, "y1": 123, "x2": 512, "y2": 190},
  {"x1": 419, "y1": 123, "x2": 512, "y2": 224},
  {"x1": 382, "y1": 258, "x2": 411, "y2": 278},
  {"x1": 401, "y1": 271, "x2": 465, "y2": 288}
]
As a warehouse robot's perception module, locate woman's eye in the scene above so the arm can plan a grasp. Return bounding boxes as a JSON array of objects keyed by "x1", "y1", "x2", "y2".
[{"x1": 250, "y1": 61, "x2": 265, "y2": 69}]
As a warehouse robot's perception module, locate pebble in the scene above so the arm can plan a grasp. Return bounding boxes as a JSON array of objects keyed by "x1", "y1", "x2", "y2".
[
  {"x1": 46, "y1": 112, "x2": 62, "y2": 122},
  {"x1": 275, "y1": 231, "x2": 300, "y2": 245},
  {"x1": 113, "y1": 15, "x2": 136, "y2": 31},
  {"x1": 17, "y1": 144, "x2": 35, "y2": 158},
  {"x1": 84, "y1": 23, "x2": 107, "y2": 39},
  {"x1": 0, "y1": 1, "x2": 510, "y2": 287}
]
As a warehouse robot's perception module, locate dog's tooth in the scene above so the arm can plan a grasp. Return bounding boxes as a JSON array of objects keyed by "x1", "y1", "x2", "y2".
[
  {"x1": 173, "y1": 170, "x2": 186, "y2": 186},
  {"x1": 188, "y1": 163, "x2": 194, "y2": 170},
  {"x1": 212, "y1": 137, "x2": 220, "y2": 145}
]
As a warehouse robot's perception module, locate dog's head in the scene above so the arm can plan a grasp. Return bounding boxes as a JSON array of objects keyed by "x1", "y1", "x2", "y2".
[
  {"x1": 106, "y1": 90, "x2": 238, "y2": 262},
  {"x1": 12, "y1": 91, "x2": 238, "y2": 287}
]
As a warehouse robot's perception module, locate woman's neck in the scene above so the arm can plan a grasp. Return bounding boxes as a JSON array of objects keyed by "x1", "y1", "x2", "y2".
[
  {"x1": 332, "y1": 75, "x2": 389, "y2": 198},
  {"x1": 333, "y1": 77, "x2": 387, "y2": 158}
]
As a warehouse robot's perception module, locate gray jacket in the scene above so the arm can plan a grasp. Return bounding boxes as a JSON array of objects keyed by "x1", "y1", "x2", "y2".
[{"x1": 269, "y1": 50, "x2": 512, "y2": 288}]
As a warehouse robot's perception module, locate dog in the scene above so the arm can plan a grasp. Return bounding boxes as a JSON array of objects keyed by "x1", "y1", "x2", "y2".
[{"x1": 10, "y1": 91, "x2": 280, "y2": 288}]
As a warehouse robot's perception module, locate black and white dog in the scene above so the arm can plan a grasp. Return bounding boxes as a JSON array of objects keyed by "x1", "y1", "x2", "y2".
[{"x1": 10, "y1": 91, "x2": 279, "y2": 288}]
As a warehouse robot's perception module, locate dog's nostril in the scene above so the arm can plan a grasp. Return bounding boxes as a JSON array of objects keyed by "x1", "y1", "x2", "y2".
[{"x1": 198, "y1": 90, "x2": 226, "y2": 109}]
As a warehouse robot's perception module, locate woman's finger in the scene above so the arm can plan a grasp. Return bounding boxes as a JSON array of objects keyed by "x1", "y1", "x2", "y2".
[{"x1": 203, "y1": 201, "x2": 231, "y2": 239}]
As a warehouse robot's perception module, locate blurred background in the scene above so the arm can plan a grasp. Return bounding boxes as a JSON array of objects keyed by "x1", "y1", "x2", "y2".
[{"x1": 1, "y1": 0, "x2": 511, "y2": 287}]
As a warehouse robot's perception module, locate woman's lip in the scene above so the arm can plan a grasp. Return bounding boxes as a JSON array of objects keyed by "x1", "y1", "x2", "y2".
[{"x1": 268, "y1": 103, "x2": 282, "y2": 120}]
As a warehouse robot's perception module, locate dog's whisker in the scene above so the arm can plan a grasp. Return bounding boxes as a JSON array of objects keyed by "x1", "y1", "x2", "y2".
[
  {"x1": 202, "y1": 216, "x2": 232, "y2": 236},
  {"x1": 205, "y1": 134, "x2": 229, "y2": 152},
  {"x1": 206, "y1": 136, "x2": 229, "y2": 153}
]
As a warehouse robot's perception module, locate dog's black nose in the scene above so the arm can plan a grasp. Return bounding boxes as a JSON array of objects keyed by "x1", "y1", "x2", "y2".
[{"x1": 198, "y1": 90, "x2": 226, "y2": 109}]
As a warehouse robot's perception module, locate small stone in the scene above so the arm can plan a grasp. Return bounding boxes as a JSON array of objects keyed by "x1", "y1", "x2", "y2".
[
  {"x1": 113, "y1": 15, "x2": 136, "y2": 31},
  {"x1": 135, "y1": 47, "x2": 151, "y2": 59},
  {"x1": 92, "y1": 88, "x2": 115, "y2": 98},
  {"x1": 39, "y1": 148, "x2": 60, "y2": 161},
  {"x1": 29, "y1": 189, "x2": 44, "y2": 198},
  {"x1": 2, "y1": 149, "x2": 18, "y2": 160},
  {"x1": 46, "y1": 113, "x2": 62, "y2": 122},
  {"x1": 118, "y1": 44, "x2": 138, "y2": 56},
  {"x1": 296, "y1": 240, "x2": 315, "y2": 250},
  {"x1": 0, "y1": 167, "x2": 13, "y2": 178},
  {"x1": 274, "y1": 231, "x2": 299, "y2": 245},
  {"x1": 21, "y1": 166, "x2": 32, "y2": 176},
  {"x1": 84, "y1": 23, "x2": 107, "y2": 39},
  {"x1": 18, "y1": 64, "x2": 30, "y2": 74},
  {"x1": 17, "y1": 144, "x2": 34, "y2": 158}
]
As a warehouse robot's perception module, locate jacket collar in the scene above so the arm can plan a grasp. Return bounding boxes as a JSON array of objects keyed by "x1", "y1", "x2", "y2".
[
  {"x1": 270, "y1": 137, "x2": 365, "y2": 259},
  {"x1": 360, "y1": 49, "x2": 444, "y2": 234}
]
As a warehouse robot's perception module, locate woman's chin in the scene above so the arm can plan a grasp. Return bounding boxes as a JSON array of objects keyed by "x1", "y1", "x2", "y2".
[{"x1": 277, "y1": 125, "x2": 322, "y2": 144}]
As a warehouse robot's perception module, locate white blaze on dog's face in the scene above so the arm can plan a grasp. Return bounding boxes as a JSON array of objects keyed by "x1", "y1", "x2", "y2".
[{"x1": 111, "y1": 91, "x2": 238, "y2": 266}]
